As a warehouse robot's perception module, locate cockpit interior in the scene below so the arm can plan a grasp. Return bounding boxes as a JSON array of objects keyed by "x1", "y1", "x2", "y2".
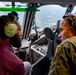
[{"x1": 0, "y1": 0, "x2": 76, "y2": 75}]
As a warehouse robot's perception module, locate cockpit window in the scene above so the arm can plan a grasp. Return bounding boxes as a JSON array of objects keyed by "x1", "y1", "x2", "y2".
[
  {"x1": 71, "y1": 6, "x2": 76, "y2": 14},
  {"x1": 0, "y1": 2, "x2": 26, "y2": 26},
  {"x1": 35, "y1": 5, "x2": 67, "y2": 29}
]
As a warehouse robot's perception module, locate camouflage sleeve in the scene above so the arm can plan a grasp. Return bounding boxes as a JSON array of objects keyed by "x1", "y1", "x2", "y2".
[{"x1": 48, "y1": 42, "x2": 76, "y2": 75}]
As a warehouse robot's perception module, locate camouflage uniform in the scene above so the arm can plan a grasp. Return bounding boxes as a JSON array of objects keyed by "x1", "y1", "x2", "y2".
[{"x1": 48, "y1": 36, "x2": 76, "y2": 75}]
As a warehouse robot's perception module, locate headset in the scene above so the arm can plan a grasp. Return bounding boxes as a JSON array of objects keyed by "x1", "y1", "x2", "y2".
[
  {"x1": 4, "y1": 22, "x2": 18, "y2": 37},
  {"x1": 4, "y1": 11, "x2": 18, "y2": 38},
  {"x1": 63, "y1": 13, "x2": 76, "y2": 32}
]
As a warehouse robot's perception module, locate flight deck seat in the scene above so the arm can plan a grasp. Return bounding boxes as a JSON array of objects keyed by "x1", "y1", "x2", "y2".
[
  {"x1": 31, "y1": 20, "x2": 61, "y2": 75},
  {"x1": 44, "y1": 20, "x2": 61, "y2": 61},
  {"x1": 53, "y1": 20, "x2": 61, "y2": 53},
  {"x1": 31, "y1": 27, "x2": 53, "y2": 75}
]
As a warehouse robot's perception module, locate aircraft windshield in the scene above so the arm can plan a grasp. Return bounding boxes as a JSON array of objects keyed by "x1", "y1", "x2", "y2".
[
  {"x1": 72, "y1": 6, "x2": 76, "y2": 13},
  {"x1": 0, "y1": 2, "x2": 26, "y2": 26},
  {"x1": 35, "y1": 5, "x2": 67, "y2": 29},
  {"x1": 0, "y1": 2, "x2": 76, "y2": 36}
]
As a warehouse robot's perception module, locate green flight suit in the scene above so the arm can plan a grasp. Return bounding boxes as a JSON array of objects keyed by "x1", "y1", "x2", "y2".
[{"x1": 48, "y1": 36, "x2": 76, "y2": 75}]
